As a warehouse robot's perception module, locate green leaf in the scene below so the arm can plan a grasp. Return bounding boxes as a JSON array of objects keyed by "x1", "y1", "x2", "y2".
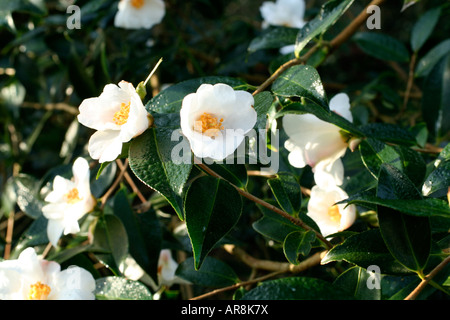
[
  {"x1": 359, "y1": 138, "x2": 426, "y2": 187},
  {"x1": 184, "y1": 176, "x2": 243, "y2": 269},
  {"x1": 359, "y1": 123, "x2": 418, "y2": 146},
  {"x1": 268, "y1": 172, "x2": 302, "y2": 215},
  {"x1": 422, "y1": 160, "x2": 450, "y2": 197},
  {"x1": 8, "y1": 174, "x2": 44, "y2": 219},
  {"x1": 253, "y1": 91, "x2": 274, "y2": 130},
  {"x1": 333, "y1": 266, "x2": 381, "y2": 300},
  {"x1": 272, "y1": 65, "x2": 328, "y2": 111},
  {"x1": 421, "y1": 53, "x2": 450, "y2": 139},
  {"x1": 276, "y1": 102, "x2": 363, "y2": 137},
  {"x1": 92, "y1": 214, "x2": 129, "y2": 276},
  {"x1": 411, "y1": 7, "x2": 441, "y2": 52},
  {"x1": 376, "y1": 164, "x2": 431, "y2": 272},
  {"x1": 175, "y1": 257, "x2": 239, "y2": 287},
  {"x1": 294, "y1": 0, "x2": 355, "y2": 57},
  {"x1": 241, "y1": 277, "x2": 354, "y2": 300},
  {"x1": 402, "y1": 0, "x2": 420, "y2": 12},
  {"x1": 415, "y1": 39, "x2": 450, "y2": 77},
  {"x1": 113, "y1": 188, "x2": 162, "y2": 282},
  {"x1": 95, "y1": 277, "x2": 152, "y2": 300},
  {"x1": 338, "y1": 191, "x2": 450, "y2": 218},
  {"x1": 146, "y1": 76, "x2": 246, "y2": 114},
  {"x1": 248, "y1": 26, "x2": 299, "y2": 53},
  {"x1": 353, "y1": 32, "x2": 410, "y2": 63},
  {"x1": 322, "y1": 229, "x2": 411, "y2": 274},
  {"x1": 283, "y1": 230, "x2": 315, "y2": 265},
  {"x1": 129, "y1": 128, "x2": 192, "y2": 220}
]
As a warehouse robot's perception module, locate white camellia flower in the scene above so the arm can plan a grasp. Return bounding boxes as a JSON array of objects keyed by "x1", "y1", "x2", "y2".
[
  {"x1": 180, "y1": 83, "x2": 257, "y2": 161},
  {"x1": 307, "y1": 185, "x2": 356, "y2": 237},
  {"x1": 114, "y1": 0, "x2": 165, "y2": 30},
  {"x1": 157, "y1": 249, "x2": 181, "y2": 287},
  {"x1": 78, "y1": 80, "x2": 150, "y2": 163},
  {"x1": 0, "y1": 247, "x2": 95, "y2": 300},
  {"x1": 282, "y1": 93, "x2": 353, "y2": 188},
  {"x1": 42, "y1": 157, "x2": 96, "y2": 247},
  {"x1": 260, "y1": 0, "x2": 307, "y2": 29}
]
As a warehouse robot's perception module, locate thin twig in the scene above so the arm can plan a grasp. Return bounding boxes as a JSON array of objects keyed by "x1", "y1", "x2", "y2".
[
  {"x1": 3, "y1": 211, "x2": 15, "y2": 260},
  {"x1": 404, "y1": 255, "x2": 450, "y2": 300},
  {"x1": 399, "y1": 51, "x2": 417, "y2": 118},
  {"x1": 116, "y1": 159, "x2": 147, "y2": 205},
  {"x1": 99, "y1": 159, "x2": 129, "y2": 209}
]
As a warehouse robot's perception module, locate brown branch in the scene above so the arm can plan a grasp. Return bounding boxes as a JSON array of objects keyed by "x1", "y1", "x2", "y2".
[
  {"x1": 99, "y1": 159, "x2": 129, "y2": 209},
  {"x1": 404, "y1": 255, "x2": 450, "y2": 300}
]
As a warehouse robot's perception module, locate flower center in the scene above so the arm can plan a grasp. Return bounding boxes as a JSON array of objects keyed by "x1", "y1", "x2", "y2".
[
  {"x1": 130, "y1": 0, "x2": 145, "y2": 9},
  {"x1": 64, "y1": 188, "x2": 82, "y2": 204},
  {"x1": 194, "y1": 112, "x2": 224, "y2": 138},
  {"x1": 28, "y1": 281, "x2": 51, "y2": 300},
  {"x1": 113, "y1": 102, "x2": 131, "y2": 126},
  {"x1": 328, "y1": 205, "x2": 341, "y2": 223}
]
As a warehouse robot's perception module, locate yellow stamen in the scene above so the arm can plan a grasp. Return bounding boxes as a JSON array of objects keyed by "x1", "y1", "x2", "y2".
[
  {"x1": 113, "y1": 102, "x2": 131, "y2": 126},
  {"x1": 130, "y1": 0, "x2": 145, "y2": 9},
  {"x1": 328, "y1": 205, "x2": 341, "y2": 223},
  {"x1": 28, "y1": 281, "x2": 51, "y2": 300},
  {"x1": 64, "y1": 188, "x2": 82, "y2": 204},
  {"x1": 194, "y1": 112, "x2": 224, "y2": 138}
]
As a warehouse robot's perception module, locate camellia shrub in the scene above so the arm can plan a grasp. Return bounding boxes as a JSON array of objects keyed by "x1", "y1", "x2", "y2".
[{"x1": 0, "y1": 0, "x2": 449, "y2": 301}]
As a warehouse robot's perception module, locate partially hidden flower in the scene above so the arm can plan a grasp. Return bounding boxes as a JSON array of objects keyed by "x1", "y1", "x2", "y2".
[
  {"x1": 180, "y1": 83, "x2": 257, "y2": 161},
  {"x1": 42, "y1": 157, "x2": 96, "y2": 247},
  {"x1": 0, "y1": 247, "x2": 95, "y2": 300},
  {"x1": 282, "y1": 93, "x2": 353, "y2": 189},
  {"x1": 77, "y1": 80, "x2": 150, "y2": 163},
  {"x1": 260, "y1": 0, "x2": 307, "y2": 29},
  {"x1": 157, "y1": 249, "x2": 189, "y2": 287},
  {"x1": 307, "y1": 185, "x2": 356, "y2": 238},
  {"x1": 114, "y1": 0, "x2": 165, "y2": 30}
]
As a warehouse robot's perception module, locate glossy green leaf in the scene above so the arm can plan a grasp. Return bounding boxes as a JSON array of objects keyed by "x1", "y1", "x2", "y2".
[
  {"x1": 184, "y1": 176, "x2": 243, "y2": 269},
  {"x1": 176, "y1": 257, "x2": 239, "y2": 287},
  {"x1": 241, "y1": 277, "x2": 354, "y2": 300},
  {"x1": 322, "y1": 229, "x2": 411, "y2": 274},
  {"x1": 95, "y1": 277, "x2": 152, "y2": 300},
  {"x1": 333, "y1": 266, "x2": 381, "y2": 300},
  {"x1": 113, "y1": 188, "x2": 162, "y2": 282},
  {"x1": 353, "y1": 32, "x2": 410, "y2": 63},
  {"x1": 294, "y1": 0, "x2": 354, "y2": 57},
  {"x1": 359, "y1": 123, "x2": 417, "y2": 146},
  {"x1": 415, "y1": 39, "x2": 450, "y2": 77},
  {"x1": 283, "y1": 230, "x2": 315, "y2": 265},
  {"x1": 421, "y1": 53, "x2": 450, "y2": 139},
  {"x1": 359, "y1": 138, "x2": 426, "y2": 187},
  {"x1": 129, "y1": 128, "x2": 192, "y2": 220},
  {"x1": 402, "y1": 0, "x2": 420, "y2": 11},
  {"x1": 272, "y1": 65, "x2": 328, "y2": 110},
  {"x1": 92, "y1": 214, "x2": 129, "y2": 276},
  {"x1": 338, "y1": 191, "x2": 450, "y2": 219},
  {"x1": 253, "y1": 91, "x2": 274, "y2": 130},
  {"x1": 248, "y1": 26, "x2": 299, "y2": 53},
  {"x1": 10, "y1": 215, "x2": 49, "y2": 258},
  {"x1": 376, "y1": 164, "x2": 431, "y2": 272},
  {"x1": 422, "y1": 160, "x2": 450, "y2": 197},
  {"x1": 7, "y1": 174, "x2": 44, "y2": 219},
  {"x1": 268, "y1": 172, "x2": 301, "y2": 215},
  {"x1": 146, "y1": 76, "x2": 246, "y2": 114},
  {"x1": 276, "y1": 102, "x2": 363, "y2": 137},
  {"x1": 411, "y1": 7, "x2": 441, "y2": 52}
]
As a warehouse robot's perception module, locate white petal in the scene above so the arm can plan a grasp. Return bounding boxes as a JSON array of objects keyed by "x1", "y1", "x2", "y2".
[
  {"x1": 313, "y1": 158, "x2": 344, "y2": 189},
  {"x1": 88, "y1": 130, "x2": 123, "y2": 163},
  {"x1": 114, "y1": 0, "x2": 165, "y2": 30},
  {"x1": 47, "y1": 219, "x2": 65, "y2": 247},
  {"x1": 53, "y1": 266, "x2": 95, "y2": 300},
  {"x1": 330, "y1": 93, "x2": 353, "y2": 122}
]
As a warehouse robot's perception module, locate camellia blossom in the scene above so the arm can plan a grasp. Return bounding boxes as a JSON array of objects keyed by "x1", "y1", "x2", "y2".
[
  {"x1": 260, "y1": 0, "x2": 307, "y2": 29},
  {"x1": 157, "y1": 249, "x2": 187, "y2": 287},
  {"x1": 77, "y1": 80, "x2": 150, "y2": 163},
  {"x1": 0, "y1": 247, "x2": 95, "y2": 300},
  {"x1": 42, "y1": 157, "x2": 96, "y2": 247},
  {"x1": 114, "y1": 0, "x2": 165, "y2": 30},
  {"x1": 282, "y1": 93, "x2": 353, "y2": 188},
  {"x1": 180, "y1": 83, "x2": 257, "y2": 161},
  {"x1": 307, "y1": 185, "x2": 356, "y2": 237}
]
